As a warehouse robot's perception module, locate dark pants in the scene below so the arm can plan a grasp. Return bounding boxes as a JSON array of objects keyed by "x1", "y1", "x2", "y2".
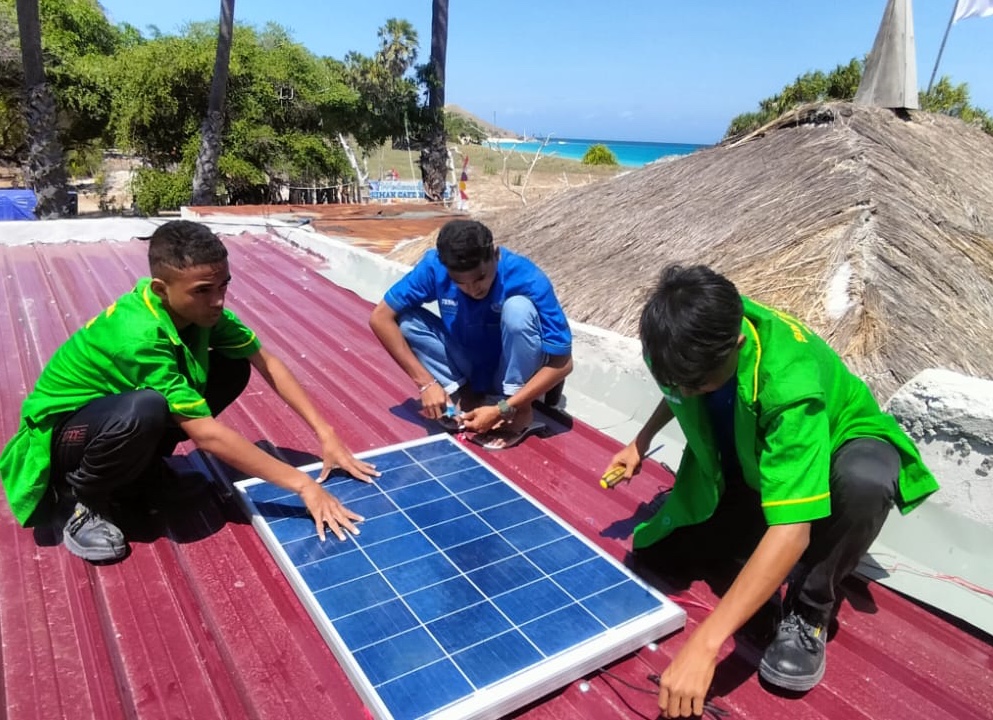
[
  {"x1": 635, "y1": 438, "x2": 900, "y2": 625},
  {"x1": 50, "y1": 352, "x2": 251, "y2": 505}
]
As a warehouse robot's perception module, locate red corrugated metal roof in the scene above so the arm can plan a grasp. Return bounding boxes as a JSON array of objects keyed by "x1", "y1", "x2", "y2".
[{"x1": 1, "y1": 233, "x2": 991, "y2": 720}]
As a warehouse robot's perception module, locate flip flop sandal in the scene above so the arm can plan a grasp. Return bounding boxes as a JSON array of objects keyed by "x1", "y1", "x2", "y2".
[
  {"x1": 469, "y1": 422, "x2": 548, "y2": 451},
  {"x1": 436, "y1": 415, "x2": 463, "y2": 432}
]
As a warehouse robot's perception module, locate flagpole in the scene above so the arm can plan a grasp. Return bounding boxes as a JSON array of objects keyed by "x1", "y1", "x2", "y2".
[{"x1": 927, "y1": 0, "x2": 960, "y2": 94}]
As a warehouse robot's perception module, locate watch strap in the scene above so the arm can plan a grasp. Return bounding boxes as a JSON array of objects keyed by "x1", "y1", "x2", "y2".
[{"x1": 497, "y1": 399, "x2": 516, "y2": 420}]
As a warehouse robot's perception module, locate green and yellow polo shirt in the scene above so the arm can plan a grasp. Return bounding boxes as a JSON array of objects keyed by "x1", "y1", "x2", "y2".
[
  {"x1": 633, "y1": 296, "x2": 939, "y2": 549},
  {"x1": 0, "y1": 278, "x2": 260, "y2": 526}
]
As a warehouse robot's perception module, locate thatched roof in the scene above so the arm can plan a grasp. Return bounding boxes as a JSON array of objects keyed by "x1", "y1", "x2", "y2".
[{"x1": 390, "y1": 103, "x2": 993, "y2": 399}]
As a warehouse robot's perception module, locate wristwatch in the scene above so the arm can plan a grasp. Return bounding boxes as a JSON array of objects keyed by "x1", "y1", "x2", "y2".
[{"x1": 497, "y1": 399, "x2": 517, "y2": 421}]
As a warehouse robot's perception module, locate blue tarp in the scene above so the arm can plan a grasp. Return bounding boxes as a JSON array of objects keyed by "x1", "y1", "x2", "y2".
[{"x1": 0, "y1": 189, "x2": 37, "y2": 220}]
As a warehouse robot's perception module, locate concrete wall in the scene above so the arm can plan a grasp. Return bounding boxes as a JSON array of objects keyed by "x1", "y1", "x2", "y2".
[{"x1": 885, "y1": 369, "x2": 993, "y2": 525}]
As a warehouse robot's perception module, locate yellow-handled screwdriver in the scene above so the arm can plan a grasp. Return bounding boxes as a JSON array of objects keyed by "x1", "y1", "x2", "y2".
[{"x1": 600, "y1": 465, "x2": 627, "y2": 489}]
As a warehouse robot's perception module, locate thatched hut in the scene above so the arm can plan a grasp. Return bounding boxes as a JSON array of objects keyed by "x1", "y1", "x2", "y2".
[{"x1": 391, "y1": 103, "x2": 993, "y2": 399}]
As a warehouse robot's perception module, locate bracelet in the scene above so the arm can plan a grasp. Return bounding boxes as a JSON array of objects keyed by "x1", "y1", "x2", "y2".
[{"x1": 418, "y1": 379, "x2": 439, "y2": 393}]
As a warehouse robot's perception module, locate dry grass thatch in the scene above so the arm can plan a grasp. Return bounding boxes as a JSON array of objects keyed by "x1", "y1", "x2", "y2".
[{"x1": 390, "y1": 103, "x2": 993, "y2": 399}]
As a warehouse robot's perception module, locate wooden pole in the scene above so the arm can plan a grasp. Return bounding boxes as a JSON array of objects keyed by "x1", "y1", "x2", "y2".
[{"x1": 927, "y1": 1, "x2": 959, "y2": 94}]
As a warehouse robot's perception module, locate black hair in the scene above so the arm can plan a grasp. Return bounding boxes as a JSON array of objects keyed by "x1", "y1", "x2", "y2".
[
  {"x1": 145, "y1": 220, "x2": 228, "y2": 276},
  {"x1": 435, "y1": 219, "x2": 495, "y2": 272},
  {"x1": 639, "y1": 264, "x2": 744, "y2": 389}
]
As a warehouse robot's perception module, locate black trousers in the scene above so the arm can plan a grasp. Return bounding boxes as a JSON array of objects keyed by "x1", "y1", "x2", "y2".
[
  {"x1": 635, "y1": 437, "x2": 900, "y2": 625},
  {"x1": 49, "y1": 352, "x2": 251, "y2": 504}
]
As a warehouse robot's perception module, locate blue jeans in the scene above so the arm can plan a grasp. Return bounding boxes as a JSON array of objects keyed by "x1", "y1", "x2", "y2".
[{"x1": 398, "y1": 296, "x2": 545, "y2": 397}]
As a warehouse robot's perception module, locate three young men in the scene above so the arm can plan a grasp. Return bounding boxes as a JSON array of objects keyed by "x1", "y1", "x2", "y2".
[
  {"x1": 370, "y1": 219, "x2": 572, "y2": 449},
  {"x1": 1, "y1": 220, "x2": 937, "y2": 715},
  {"x1": 610, "y1": 264, "x2": 937, "y2": 715},
  {"x1": 0, "y1": 220, "x2": 376, "y2": 562}
]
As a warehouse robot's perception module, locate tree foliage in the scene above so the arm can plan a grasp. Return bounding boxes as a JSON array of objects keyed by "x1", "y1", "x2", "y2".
[
  {"x1": 581, "y1": 143, "x2": 618, "y2": 166},
  {"x1": 0, "y1": 1, "x2": 23, "y2": 160},
  {"x1": 725, "y1": 59, "x2": 863, "y2": 139},
  {"x1": 920, "y1": 77, "x2": 993, "y2": 135},
  {"x1": 0, "y1": 4, "x2": 451, "y2": 213},
  {"x1": 377, "y1": 17, "x2": 417, "y2": 79},
  {"x1": 0, "y1": 0, "x2": 124, "y2": 167},
  {"x1": 343, "y1": 18, "x2": 421, "y2": 152},
  {"x1": 725, "y1": 58, "x2": 992, "y2": 140},
  {"x1": 444, "y1": 112, "x2": 485, "y2": 143},
  {"x1": 111, "y1": 21, "x2": 356, "y2": 210}
]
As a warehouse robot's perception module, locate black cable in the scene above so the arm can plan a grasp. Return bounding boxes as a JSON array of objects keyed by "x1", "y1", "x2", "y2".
[
  {"x1": 594, "y1": 667, "x2": 733, "y2": 718},
  {"x1": 597, "y1": 667, "x2": 657, "y2": 695},
  {"x1": 641, "y1": 671, "x2": 732, "y2": 719}
]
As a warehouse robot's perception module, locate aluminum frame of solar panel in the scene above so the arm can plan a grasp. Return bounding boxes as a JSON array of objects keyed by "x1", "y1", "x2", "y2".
[{"x1": 234, "y1": 434, "x2": 685, "y2": 720}]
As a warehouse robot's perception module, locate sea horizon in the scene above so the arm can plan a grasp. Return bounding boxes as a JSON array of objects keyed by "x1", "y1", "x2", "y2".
[{"x1": 483, "y1": 136, "x2": 708, "y2": 167}]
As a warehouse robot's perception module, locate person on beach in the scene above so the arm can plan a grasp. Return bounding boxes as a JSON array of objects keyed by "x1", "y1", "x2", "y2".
[
  {"x1": 0, "y1": 220, "x2": 378, "y2": 563},
  {"x1": 607, "y1": 264, "x2": 938, "y2": 716},
  {"x1": 369, "y1": 219, "x2": 573, "y2": 449}
]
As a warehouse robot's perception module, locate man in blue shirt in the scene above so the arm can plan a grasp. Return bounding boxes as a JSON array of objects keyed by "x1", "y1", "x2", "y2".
[{"x1": 370, "y1": 220, "x2": 573, "y2": 448}]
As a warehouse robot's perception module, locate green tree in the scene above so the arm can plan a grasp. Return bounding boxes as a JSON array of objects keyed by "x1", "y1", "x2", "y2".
[
  {"x1": 377, "y1": 17, "x2": 417, "y2": 79},
  {"x1": 725, "y1": 59, "x2": 991, "y2": 140},
  {"x1": 419, "y1": 0, "x2": 449, "y2": 201},
  {"x1": 444, "y1": 113, "x2": 485, "y2": 144},
  {"x1": 107, "y1": 30, "x2": 214, "y2": 166},
  {"x1": 191, "y1": 0, "x2": 235, "y2": 206},
  {"x1": 14, "y1": 0, "x2": 68, "y2": 216},
  {"x1": 342, "y1": 18, "x2": 421, "y2": 152},
  {"x1": 1, "y1": 0, "x2": 124, "y2": 176},
  {"x1": 581, "y1": 143, "x2": 618, "y2": 166},
  {"x1": 120, "y1": 21, "x2": 354, "y2": 212},
  {"x1": 0, "y1": 1, "x2": 24, "y2": 160},
  {"x1": 35, "y1": 0, "x2": 122, "y2": 158},
  {"x1": 724, "y1": 58, "x2": 864, "y2": 140},
  {"x1": 825, "y1": 58, "x2": 862, "y2": 99},
  {"x1": 920, "y1": 76, "x2": 993, "y2": 134}
]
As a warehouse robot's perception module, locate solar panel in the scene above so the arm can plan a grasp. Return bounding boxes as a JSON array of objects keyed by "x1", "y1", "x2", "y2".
[{"x1": 234, "y1": 435, "x2": 685, "y2": 720}]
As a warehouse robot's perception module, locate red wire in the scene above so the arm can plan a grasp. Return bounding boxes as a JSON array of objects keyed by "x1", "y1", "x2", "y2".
[{"x1": 877, "y1": 561, "x2": 993, "y2": 598}]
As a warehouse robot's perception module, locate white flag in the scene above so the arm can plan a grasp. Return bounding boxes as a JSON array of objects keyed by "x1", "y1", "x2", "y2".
[{"x1": 953, "y1": 0, "x2": 993, "y2": 22}]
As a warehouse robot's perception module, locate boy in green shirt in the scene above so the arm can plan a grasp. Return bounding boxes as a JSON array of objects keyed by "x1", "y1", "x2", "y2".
[
  {"x1": 0, "y1": 220, "x2": 378, "y2": 563},
  {"x1": 608, "y1": 264, "x2": 938, "y2": 717}
]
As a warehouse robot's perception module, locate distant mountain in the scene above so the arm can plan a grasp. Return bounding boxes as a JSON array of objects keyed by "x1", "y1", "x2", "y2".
[{"x1": 445, "y1": 104, "x2": 518, "y2": 139}]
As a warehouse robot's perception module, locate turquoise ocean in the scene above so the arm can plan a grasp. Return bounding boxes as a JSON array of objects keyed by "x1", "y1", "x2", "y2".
[{"x1": 484, "y1": 137, "x2": 707, "y2": 167}]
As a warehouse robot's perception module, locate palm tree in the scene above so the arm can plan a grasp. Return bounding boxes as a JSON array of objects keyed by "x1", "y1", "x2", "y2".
[
  {"x1": 420, "y1": 0, "x2": 449, "y2": 202},
  {"x1": 14, "y1": 0, "x2": 68, "y2": 218},
  {"x1": 377, "y1": 18, "x2": 418, "y2": 80},
  {"x1": 191, "y1": 0, "x2": 235, "y2": 206}
]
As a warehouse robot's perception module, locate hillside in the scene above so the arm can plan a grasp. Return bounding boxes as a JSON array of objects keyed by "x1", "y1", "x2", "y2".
[{"x1": 445, "y1": 103, "x2": 518, "y2": 139}]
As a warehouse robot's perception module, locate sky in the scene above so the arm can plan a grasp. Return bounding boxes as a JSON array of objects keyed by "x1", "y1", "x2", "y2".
[{"x1": 96, "y1": 0, "x2": 992, "y2": 145}]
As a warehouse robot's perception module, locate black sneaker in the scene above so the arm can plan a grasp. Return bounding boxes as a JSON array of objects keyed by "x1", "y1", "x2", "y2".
[
  {"x1": 759, "y1": 610, "x2": 826, "y2": 691},
  {"x1": 62, "y1": 502, "x2": 127, "y2": 562}
]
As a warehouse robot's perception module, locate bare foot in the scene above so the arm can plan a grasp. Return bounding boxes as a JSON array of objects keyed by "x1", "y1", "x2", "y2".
[{"x1": 505, "y1": 403, "x2": 534, "y2": 433}]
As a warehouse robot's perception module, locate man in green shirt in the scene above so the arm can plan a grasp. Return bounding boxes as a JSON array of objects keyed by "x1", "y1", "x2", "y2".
[
  {"x1": 608, "y1": 265, "x2": 938, "y2": 717},
  {"x1": 0, "y1": 220, "x2": 378, "y2": 563}
]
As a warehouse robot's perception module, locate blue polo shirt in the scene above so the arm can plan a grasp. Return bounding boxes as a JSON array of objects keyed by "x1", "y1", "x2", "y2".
[{"x1": 384, "y1": 248, "x2": 572, "y2": 390}]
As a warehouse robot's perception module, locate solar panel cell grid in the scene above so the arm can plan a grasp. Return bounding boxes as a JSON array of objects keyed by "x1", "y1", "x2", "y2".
[{"x1": 237, "y1": 435, "x2": 684, "y2": 720}]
